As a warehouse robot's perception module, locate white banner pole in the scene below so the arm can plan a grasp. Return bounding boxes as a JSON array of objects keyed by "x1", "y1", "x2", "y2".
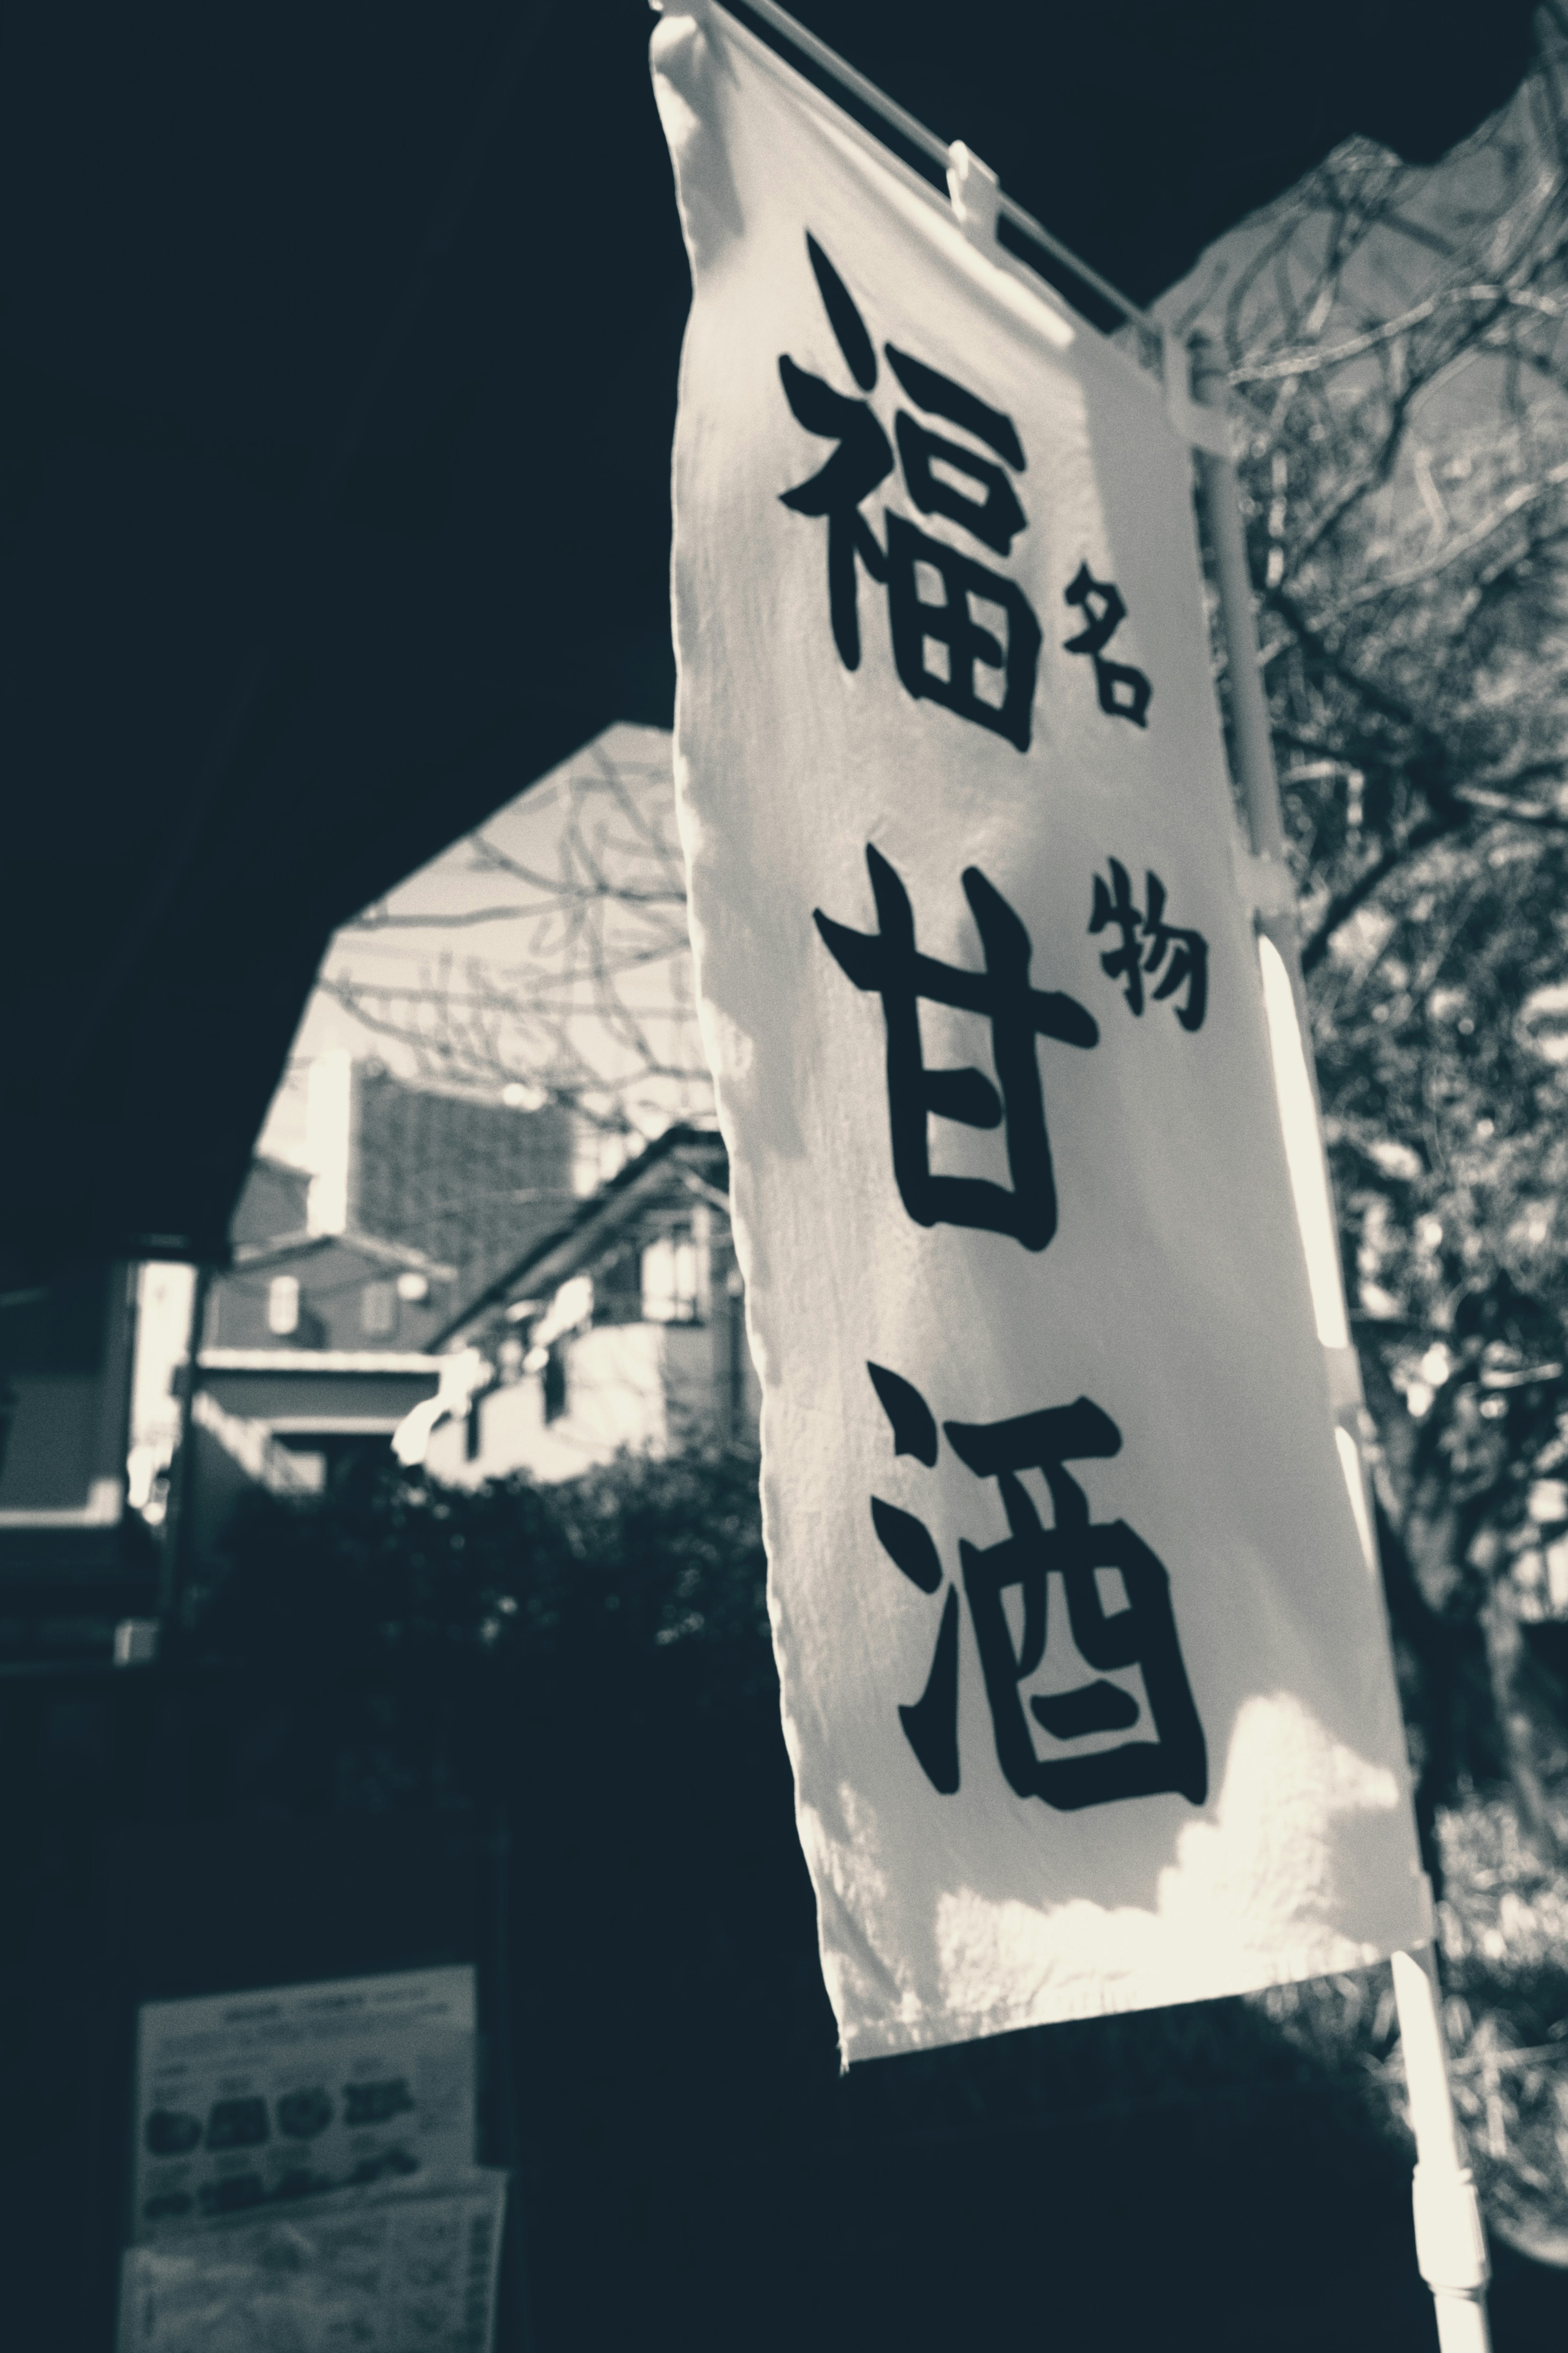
[{"x1": 1188, "y1": 332, "x2": 1493, "y2": 2350}]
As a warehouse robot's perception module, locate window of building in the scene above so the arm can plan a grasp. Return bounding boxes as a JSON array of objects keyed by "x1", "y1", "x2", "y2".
[
  {"x1": 641, "y1": 1232, "x2": 699, "y2": 1323},
  {"x1": 542, "y1": 1341, "x2": 568, "y2": 1424},
  {"x1": 361, "y1": 1280, "x2": 397, "y2": 1338},
  {"x1": 267, "y1": 1275, "x2": 300, "y2": 1337},
  {"x1": 591, "y1": 1245, "x2": 642, "y2": 1326},
  {"x1": 280, "y1": 1447, "x2": 327, "y2": 1493}
]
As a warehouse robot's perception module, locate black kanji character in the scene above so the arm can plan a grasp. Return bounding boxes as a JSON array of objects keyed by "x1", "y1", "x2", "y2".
[
  {"x1": 866, "y1": 1366, "x2": 1207, "y2": 1810},
  {"x1": 1089, "y1": 858, "x2": 1208, "y2": 1032},
  {"x1": 1063, "y1": 560, "x2": 1152, "y2": 727},
  {"x1": 780, "y1": 233, "x2": 1042, "y2": 748},
  {"x1": 816, "y1": 847, "x2": 1097, "y2": 1251}
]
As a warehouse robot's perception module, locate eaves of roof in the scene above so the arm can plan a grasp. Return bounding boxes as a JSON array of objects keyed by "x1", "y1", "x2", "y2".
[
  {"x1": 429, "y1": 1124, "x2": 728, "y2": 1347},
  {"x1": 198, "y1": 1349, "x2": 446, "y2": 1374},
  {"x1": 227, "y1": 1230, "x2": 457, "y2": 1280}
]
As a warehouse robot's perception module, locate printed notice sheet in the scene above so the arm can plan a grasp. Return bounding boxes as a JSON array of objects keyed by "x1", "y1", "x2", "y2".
[
  {"x1": 132, "y1": 1966, "x2": 476, "y2": 2238},
  {"x1": 117, "y1": 2170, "x2": 508, "y2": 2353}
]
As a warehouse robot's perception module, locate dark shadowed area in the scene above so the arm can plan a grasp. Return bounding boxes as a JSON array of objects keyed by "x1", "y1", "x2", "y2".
[
  {"x1": 4, "y1": 1450, "x2": 1568, "y2": 2347},
  {"x1": 0, "y1": 0, "x2": 1539, "y2": 1282}
]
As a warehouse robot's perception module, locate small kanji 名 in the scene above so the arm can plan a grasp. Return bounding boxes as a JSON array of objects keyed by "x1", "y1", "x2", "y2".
[
  {"x1": 1063, "y1": 561, "x2": 1152, "y2": 727},
  {"x1": 815, "y1": 845, "x2": 1097, "y2": 1251},
  {"x1": 1089, "y1": 857, "x2": 1208, "y2": 1031}
]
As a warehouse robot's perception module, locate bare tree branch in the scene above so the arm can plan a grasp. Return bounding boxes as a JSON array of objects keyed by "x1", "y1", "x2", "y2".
[{"x1": 1299, "y1": 809, "x2": 1479, "y2": 972}]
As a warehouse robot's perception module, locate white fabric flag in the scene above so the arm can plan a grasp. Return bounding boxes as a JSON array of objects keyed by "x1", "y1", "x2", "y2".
[{"x1": 653, "y1": 2, "x2": 1428, "y2": 2063}]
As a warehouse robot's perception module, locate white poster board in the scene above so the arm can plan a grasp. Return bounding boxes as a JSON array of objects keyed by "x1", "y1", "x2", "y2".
[
  {"x1": 132, "y1": 1966, "x2": 476, "y2": 2238},
  {"x1": 654, "y1": 1, "x2": 1427, "y2": 2064}
]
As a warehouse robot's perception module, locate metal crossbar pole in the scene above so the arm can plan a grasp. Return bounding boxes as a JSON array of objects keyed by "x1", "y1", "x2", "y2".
[
  {"x1": 1188, "y1": 335, "x2": 1493, "y2": 2353},
  {"x1": 701, "y1": 0, "x2": 1160, "y2": 342}
]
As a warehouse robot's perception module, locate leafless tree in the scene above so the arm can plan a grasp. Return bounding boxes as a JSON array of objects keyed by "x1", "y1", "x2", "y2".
[
  {"x1": 1168, "y1": 13, "x2": 1568, "y2": 950},
  {"x1": 1165, "y1": 14, "x2": 1568, "y2": 1870},
  {"x1": 322, "y1": 734, "x2": 713, "y2": 1150}
]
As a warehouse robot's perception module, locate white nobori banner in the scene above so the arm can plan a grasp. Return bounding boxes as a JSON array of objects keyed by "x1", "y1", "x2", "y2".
[{"x1": 654, "y1": 3, "x2": 1426, "y2": 2062}]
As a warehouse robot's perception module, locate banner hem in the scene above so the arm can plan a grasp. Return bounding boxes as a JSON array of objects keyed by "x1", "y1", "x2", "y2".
[{"x1": 836, "y1": 1927, "x2": 1431, "y2": 2067}]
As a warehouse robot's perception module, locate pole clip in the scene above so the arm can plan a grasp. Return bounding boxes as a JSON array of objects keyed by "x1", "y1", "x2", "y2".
[
  {"x1": 1232, "y1": 839, "x2": 1296, "y2": 919},
  {"x1": 946, "y1": 143, "x2": 1001, "y2": 252},
  {"x1": 1165, "y1": 328, "x2": 1232, "y2": 457}
]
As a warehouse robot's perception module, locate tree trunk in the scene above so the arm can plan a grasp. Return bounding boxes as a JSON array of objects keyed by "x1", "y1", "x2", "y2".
[{"x1": 1479, "y1": 1568, "x2": 1565, "y2": 1865}]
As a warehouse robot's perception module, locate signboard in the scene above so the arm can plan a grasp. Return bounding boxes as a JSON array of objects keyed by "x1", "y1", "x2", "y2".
[
  {"x1": 654, "y1": 1, "x2": 1427, "y2": 2063},
  {"x1": 132, "y1": 1967, "x2": 477, "y2": 2237},
  {"x1": 117, "y1": 2172, "x2": 507, "y2": 2353}
]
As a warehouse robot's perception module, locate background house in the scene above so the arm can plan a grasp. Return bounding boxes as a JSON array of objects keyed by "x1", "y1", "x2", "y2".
[
  {"x1": 179, "y1": 1063, "x2": 573, "y2": 1537},
  {"x1": 0, "y1": 1264, "x2": 151, "y2": 1659},
  {"x1": 414, "y1": 1127, "x2": 758, "y2": 1487}
]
